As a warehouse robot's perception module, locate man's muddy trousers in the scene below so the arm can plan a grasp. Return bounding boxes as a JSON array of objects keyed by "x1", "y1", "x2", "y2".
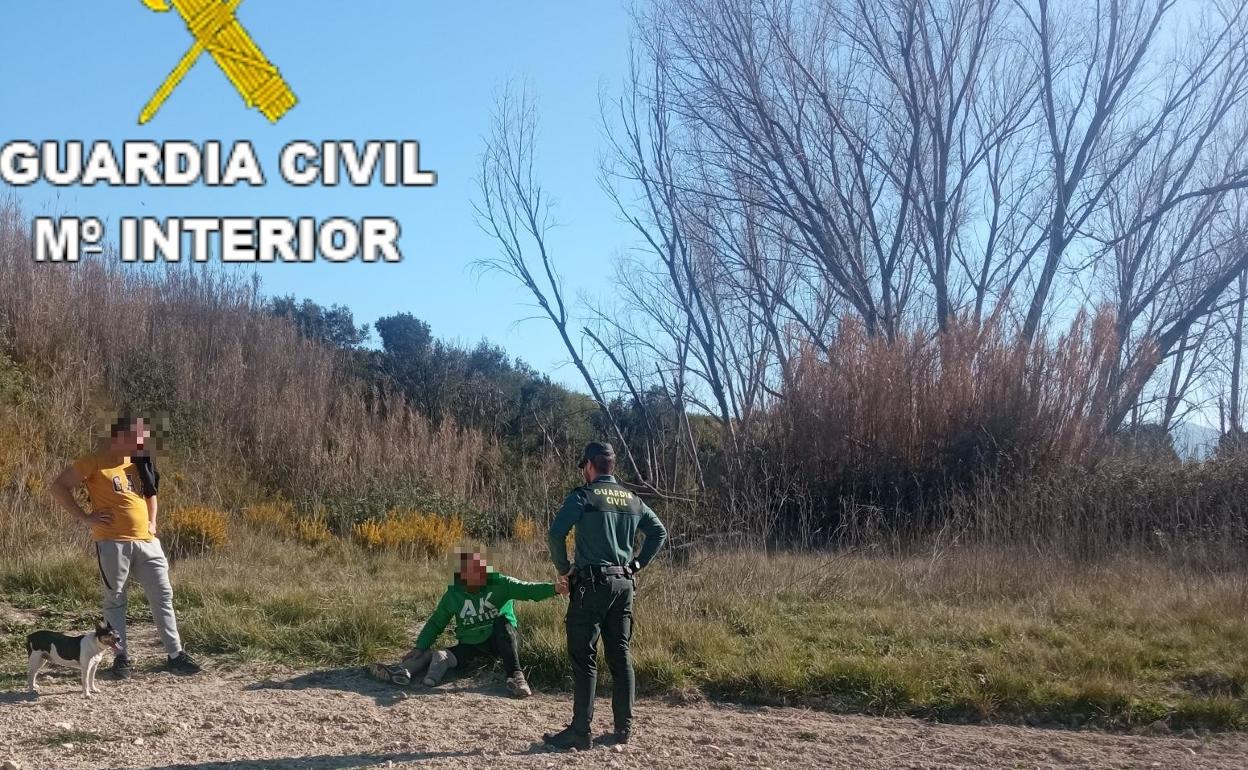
[{"x1": 566, "y1": 573, "x2": 634, "y2": 734}]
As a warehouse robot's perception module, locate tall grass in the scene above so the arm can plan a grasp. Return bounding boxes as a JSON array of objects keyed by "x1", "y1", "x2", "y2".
[
  {"x1": 769, "y1": 311, "x2": 1245, "y2": 557},
  {"x1": 2, "y1": 530, "x2": 1245, "y2": 730},
  {"x1": 788, "y1": 312, "x2": 1121, "y2": 477}
]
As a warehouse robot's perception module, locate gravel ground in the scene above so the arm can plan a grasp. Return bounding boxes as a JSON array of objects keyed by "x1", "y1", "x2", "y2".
[{"x1": 2, "y1": 661, "x2": 1246, "y2": 770}]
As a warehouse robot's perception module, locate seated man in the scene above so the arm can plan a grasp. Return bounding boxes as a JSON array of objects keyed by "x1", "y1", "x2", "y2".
[{"x1": 369, "y1": 550, "x2": 566, "y2": 697}]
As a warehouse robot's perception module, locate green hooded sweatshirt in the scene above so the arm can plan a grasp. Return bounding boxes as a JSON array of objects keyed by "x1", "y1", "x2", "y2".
[{"x1": 415, "y1": 571, "x2": 556, "y2": 649}]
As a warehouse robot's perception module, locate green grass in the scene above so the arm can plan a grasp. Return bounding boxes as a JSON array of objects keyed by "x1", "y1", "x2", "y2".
[{"x1": 2, "y1": 534, "x2": 1247, "y2": 731}]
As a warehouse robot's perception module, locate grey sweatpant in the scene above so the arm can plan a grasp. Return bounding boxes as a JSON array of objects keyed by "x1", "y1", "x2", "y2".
[{"x1": 95, "y1": 539, "x2": 182, "y2": 657}]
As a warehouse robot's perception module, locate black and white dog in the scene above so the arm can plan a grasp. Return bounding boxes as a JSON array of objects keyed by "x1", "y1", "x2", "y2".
[{"x1": 26, "y1": 622, "x2": 121, "y2": 697}]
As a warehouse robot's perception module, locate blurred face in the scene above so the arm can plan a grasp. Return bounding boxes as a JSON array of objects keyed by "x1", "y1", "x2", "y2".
[
  {"x1": 459, "y1": 553, "x2": 488, "y2": 589},
  {"x1": 109, "y1": 418, "x2": 149, "y2": 455}
]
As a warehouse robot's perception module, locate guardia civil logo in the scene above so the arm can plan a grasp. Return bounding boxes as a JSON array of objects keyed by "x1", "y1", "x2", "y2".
[{"x1": 137, "y1": 0, "x2": 297, "y2": 124}]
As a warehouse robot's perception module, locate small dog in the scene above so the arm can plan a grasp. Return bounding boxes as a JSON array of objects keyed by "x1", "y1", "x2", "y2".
[{"x1": 26, "y1": 622, "x2": 120, "y2": 697}]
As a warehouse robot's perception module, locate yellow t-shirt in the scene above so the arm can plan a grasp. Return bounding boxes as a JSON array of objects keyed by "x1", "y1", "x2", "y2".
[{"x1": 72, "y1": 453, "x2": 152, "y2": 542}]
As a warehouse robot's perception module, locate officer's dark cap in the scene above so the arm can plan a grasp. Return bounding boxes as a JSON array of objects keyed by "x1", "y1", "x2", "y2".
[{"x1": 578, "y1": 441, "x2": 616, "y2": 469}]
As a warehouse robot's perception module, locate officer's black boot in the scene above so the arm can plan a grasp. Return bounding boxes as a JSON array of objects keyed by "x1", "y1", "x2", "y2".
[
  {"x1": 598, "y1": 728, "x2": 630, "y2": 746},
  {"x1": 543, "y1": 725, "x2": 592, "y2": 751}
]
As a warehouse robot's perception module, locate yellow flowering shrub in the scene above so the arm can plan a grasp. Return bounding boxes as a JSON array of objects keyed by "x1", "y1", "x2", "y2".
[
  {"x1": 353, "y1": 509, "x2": 464, "y2": 558},
  {"x1": 242, "y1": 499, "x2": 332, "y2": 546},
  {"x1": 243, "y1": 499, "x2": 296, "y2": 536},
  {"x1": 294, "y1": 515, "x2": 334, "y2": 546},
  {"x1": 161, "y1": 505, "x2": 229, "y2": 558},
  {"x1": 352, "y1": 518, "x2": 387, "y2": 550},
  {"x1": 513, "y1": 515, "x2": 539, "y2": 543}
]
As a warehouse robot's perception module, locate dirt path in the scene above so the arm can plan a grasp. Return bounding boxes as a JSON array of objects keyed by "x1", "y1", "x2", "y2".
[{"x1": 2, "y1": 663, "x2": 1246, "y2": 770}]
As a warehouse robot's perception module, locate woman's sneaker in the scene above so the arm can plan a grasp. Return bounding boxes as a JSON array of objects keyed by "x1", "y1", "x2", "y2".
[
  {"x1": 167, "y1": 650, "x2": 202, "y2": 675},
  {"x1": 506, "y1": 672, "x2": 532, "y2": 698}
]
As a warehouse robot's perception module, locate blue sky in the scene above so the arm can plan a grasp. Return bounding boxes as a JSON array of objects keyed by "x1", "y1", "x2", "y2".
[{"x1": 0, "y1": 1, "x2": 638, "y2": 389}]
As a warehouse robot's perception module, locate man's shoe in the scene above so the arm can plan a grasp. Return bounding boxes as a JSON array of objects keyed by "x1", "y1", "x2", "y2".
[
  {"x1": 506, "y1": 671, "x2": 532, "y2": 698},
  {"x1": 167, "y1": 650, "x2": 202, "y2": 675},
  {"x1": 542, "y1": 725, "x2": 591, "y2": 751},
  {"x1": 597, "y1": 729, "x2": 630, "y2": 746},
  {"x1": 111, "y1": 654, "x2": 133, "y2": 680},
  {"x1": 367, "y1": 662, "x2": 412, "y2": 686}
]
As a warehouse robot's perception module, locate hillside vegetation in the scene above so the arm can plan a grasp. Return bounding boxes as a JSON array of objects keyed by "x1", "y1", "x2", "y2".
[
  {"x1": 1, "y1": 199, "x2": 1246, "y2": 730},
  {"x1": 0, "y1": 200, "x2": 595, "y2": 558}
]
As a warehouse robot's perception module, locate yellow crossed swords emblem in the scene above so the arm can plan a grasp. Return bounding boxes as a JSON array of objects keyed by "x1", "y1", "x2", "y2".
[{"x1": 138, "y1": 0, "x2": 296, "y2": 124}]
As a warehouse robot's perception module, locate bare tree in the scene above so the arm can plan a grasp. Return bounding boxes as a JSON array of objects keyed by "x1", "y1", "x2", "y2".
[
  {"x1": 473, "y1": 86, "x2": 656, "y2": 488},
  {"x1": 1014, "y1": 0, "x2": 1248, "y2": 343}
]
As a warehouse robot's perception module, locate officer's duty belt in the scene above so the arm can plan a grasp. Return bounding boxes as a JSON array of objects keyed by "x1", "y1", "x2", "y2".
[{"x1": 574, "y1": 565, "x2": 631, "y2": 581}]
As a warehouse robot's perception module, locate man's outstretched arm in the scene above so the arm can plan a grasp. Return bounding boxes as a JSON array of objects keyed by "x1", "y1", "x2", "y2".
[{"x1": 499, "y1": 574, "x2": 560, "y2": 601}]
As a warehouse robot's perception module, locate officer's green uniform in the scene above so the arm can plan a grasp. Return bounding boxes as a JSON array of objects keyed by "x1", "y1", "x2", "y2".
[{"x1": 548, "y1": 468, "x2": 667, "y2": 737}]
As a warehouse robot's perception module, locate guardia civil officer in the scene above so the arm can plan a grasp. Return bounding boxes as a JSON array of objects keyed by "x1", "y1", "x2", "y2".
[{"x1": 542, "y1": 441, "x2": 667, "y2": 750}]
